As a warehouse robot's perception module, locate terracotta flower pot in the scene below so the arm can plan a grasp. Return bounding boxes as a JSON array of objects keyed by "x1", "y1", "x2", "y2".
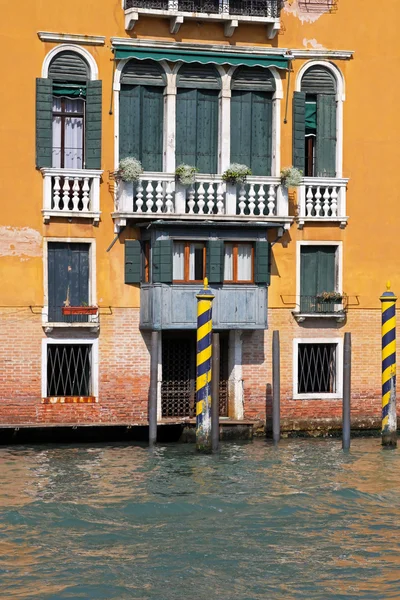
[{"x1": 62, "y1": 306, "x2": 98, "y2": 316}]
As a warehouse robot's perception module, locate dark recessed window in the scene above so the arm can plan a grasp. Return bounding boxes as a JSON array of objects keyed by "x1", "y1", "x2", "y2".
[{"x1": 298, "y1": 343, "x2": 337, "y2": 394}]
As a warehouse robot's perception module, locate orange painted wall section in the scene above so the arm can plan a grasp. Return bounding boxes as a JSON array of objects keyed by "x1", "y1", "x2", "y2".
[{"x1": 0, "y1": 0, "x2": 399, "y2": 310}]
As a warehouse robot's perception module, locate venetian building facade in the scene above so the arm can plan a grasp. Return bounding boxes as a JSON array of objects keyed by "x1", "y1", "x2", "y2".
[{"x1": 0, "y1": 0, "x2": 398, "y2": 434}]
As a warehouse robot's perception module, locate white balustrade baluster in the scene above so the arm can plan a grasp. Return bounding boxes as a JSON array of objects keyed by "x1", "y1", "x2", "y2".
[
  {"x1": 247, "y1": 184, "x2": 256, "y2": 216},
  {"x1": 156, "y1": 180, "x2": 164, "y2": 213},
  {"x1": 62, "y1": 178, "x2": 70, "y2": 212},
  {"x1": 257, "y1": 184, "x2": 266, "y2": 216},
  {"x1": 53, "y1": 176, "x2": 61, "y2": 210},
  {"x1": 146, "y1": 181, "x2": 154, "y2": 213},
  {"x1": 306, "y1": 186, "x2": 314, "y2": 216},
  {"x1": 314, "y1": 186, "x2": 322, "y2": 216},
  {"x1": 197, "y1": 183, "x2": 205, "y2": 214},
  {"x1": 330, "y1": 186, "x2": 338, "y2": 217},
  {"x1": 135, "y1": 180, "x2": 144, "y2": 213},
  {"x1": 216, "y1": 183, "x2": 224, "y2": 215},
  {"x1": 72, "y1": 178, "x2": 80, "y2": 211},
  {"x1": 82, "y1": 177, "x2": 90, "y2": 211},
  {"x1": 267, "y1": 185, "x2": 276, "y2": 216},
  {"x1": 238, "y1": 184, "x2": 246, "y2": 216},
  {"x1": 165, "y1": 182, "x2": 174, "y2": 214},
  {"x1": 207, "y1": 183, "x2": 215, "y2": 214},
  {"x1": 187, "y1": 186, "x2": 196, "y2": 214},
  {"x1": 323, "y1": 187, "x2": 331, "y2": 217}
]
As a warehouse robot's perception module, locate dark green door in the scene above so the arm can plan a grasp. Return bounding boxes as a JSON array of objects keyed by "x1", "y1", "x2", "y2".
[
  {"x1": 300, "y1": 246, "x2": 336, "y2": 312},
  {"x1": 176, "y1": 88, "x2": 219, "y2": 174},
  {"x1": 230, "y1": 90, "x2": 272, "y2": 176},
  {"x1": 119, "y1": 84, "x2": 164, "y2": 171},
  {"x1": 48, "y1": 242, "x2": 89, "y2": 322}
]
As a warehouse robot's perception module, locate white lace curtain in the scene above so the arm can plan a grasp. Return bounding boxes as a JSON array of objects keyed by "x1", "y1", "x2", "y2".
[{"x1": 52, "y1": 98, "x2": 84, "y2": 169}]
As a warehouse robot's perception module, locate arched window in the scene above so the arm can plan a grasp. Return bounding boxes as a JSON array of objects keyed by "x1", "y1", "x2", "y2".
[
  {"x1": 230, "y1": 66, "x2": 275, "y2": 176},
  {"x1": 176, "y1": 64, "x2": 221, "y2": 174},
  {"x1": 36, "y1": 47, "x2": 102, "y2": 170},
  {"x1": 119, "y1": 60, "x2": 166, "y2": 172},
  {"x1": 293, "y1": 64, "x2": 338, "y2": 177}
]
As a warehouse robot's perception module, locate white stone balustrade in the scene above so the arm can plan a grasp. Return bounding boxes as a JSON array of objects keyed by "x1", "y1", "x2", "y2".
[
  {"x1": 114, "y1": 172, "x2": 290, "y2": 228},
  {"x1": 298, "y1": 177, "x2": 349, "y2": 228},
  {"x1": 41, "y1": 168, "x2": 102, "y2": 224}
]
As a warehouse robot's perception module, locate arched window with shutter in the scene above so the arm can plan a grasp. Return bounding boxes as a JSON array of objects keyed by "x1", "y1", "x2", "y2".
[
  {"x1": 119, "y1": 60, "x2": 166, "y2": 172},
  {"x1": 230, "y1": 66, "x2": 275, "y2": 176},
  {"x1": 36, "y1": 47, "x2": 102, "y2": 170},
  {"x1": 175, "y1": 64, "x2": 221, "y2": 174},
  {"x1": 293, "y1": 64, "x2": 339, "y2": 177}
]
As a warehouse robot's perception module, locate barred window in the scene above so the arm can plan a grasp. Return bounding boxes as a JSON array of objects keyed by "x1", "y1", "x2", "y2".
[
  {"x1": 47, "y1": 344, "x2": 92, "y2": 398},
  {"x1": 297, "y1": 342, "x2": 337, "y2": 395}
]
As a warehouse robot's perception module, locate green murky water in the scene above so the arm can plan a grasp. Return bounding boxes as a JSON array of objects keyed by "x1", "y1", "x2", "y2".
[{"x1": 1, "y1": 438, "x2": 400, "y2": 599}]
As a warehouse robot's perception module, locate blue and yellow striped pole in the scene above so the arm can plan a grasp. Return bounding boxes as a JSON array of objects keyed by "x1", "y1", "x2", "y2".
[
  {"x1": 380, "y1": 281, "x2": 397, "y2": 447},
  {"x1": 196, "y1": 277, "x2": 215, "y2": 453}
]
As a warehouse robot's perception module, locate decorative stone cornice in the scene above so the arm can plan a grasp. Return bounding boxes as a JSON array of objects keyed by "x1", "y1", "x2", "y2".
[{"x1": 37, "y1": 32, "x2": 106, "y2": 46}]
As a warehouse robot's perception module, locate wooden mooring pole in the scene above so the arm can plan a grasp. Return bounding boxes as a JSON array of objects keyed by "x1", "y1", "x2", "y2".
[
  {"x1": 272, "y1": 330, "x2": 280, "y2": 444},
  {"x1": 342, "y1": 332, "x2": 351, "y2": 450},
  {"x1": 380, "y1": 282, "x2": 397, "y2": 447},
  {"x1": 212, "y1": 333, "x2": 220, "y2": 453},
  {"x1": 149, "y1": 330, "x2": 159, "y2": 447}
]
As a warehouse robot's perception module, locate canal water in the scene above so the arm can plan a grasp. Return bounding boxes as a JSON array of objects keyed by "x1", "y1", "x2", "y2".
[{"x1": 1, "y1": 438, "x2": 400, "y2": 599}]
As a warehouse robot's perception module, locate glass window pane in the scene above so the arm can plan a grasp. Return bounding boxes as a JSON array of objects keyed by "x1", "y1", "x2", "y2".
[
  {"x1": 189, "y1": 243, "x2": 204, "y2": 281},
  {"x1": 173, "y1": 243, "x2": 185, "y2": 280},
  {"x1": 224, "y1": 243, "x2": 234, "y2": 281},
  {"x1": 65, "y1": 99, "x2": 85, "y2": 114},
  {"x1": 237, "y1": 244, "x2": 252, "y2": 281},
  {"x1": 64, "y1": 116, "x2": 84, "y2": 169}
]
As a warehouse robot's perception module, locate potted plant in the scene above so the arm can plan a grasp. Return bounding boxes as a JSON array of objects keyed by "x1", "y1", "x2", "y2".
[
  {"x1": 62, "y1": 302, "x2": 98, "y2": 316},
  {"x1": 280, "y1": 166, "x2": 303, "y2": 188},
  {"x1": 315, "y1": 291, "x2": 343, "y2": 303},
  {"x1": 114, "y1": 157, "x2": 144, "y2": 183},
  {"x1": 175, "y1": 164, "x2": 199, "y2": 186},
  {"x1": 222, "y1": 163, "x2": 252, "y2": 185}
]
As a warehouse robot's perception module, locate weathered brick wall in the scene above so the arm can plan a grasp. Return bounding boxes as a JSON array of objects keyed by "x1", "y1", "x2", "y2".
[{"x1": 242, "y1": 308, "x2": 384, "y2": 430}]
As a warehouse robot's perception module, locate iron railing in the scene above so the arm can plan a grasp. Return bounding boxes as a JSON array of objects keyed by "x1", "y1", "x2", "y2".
[
  {"x1": 298, "y1": 343, "x2": 336, "y2": 395},
  {"x1": 125, "y1": 0, "x2": 283, "y2": 16},
  {"x1": 47, "y1": 344, "x2": 92, "y2": 397},
  {"x1": 299, "y1": 295, "x2": 346, "y2": 315}
]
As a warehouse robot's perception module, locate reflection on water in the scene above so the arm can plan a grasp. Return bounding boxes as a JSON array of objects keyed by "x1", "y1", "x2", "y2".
[{"x1": 1, "y1": 439, "x2": 400, "y2": 599}]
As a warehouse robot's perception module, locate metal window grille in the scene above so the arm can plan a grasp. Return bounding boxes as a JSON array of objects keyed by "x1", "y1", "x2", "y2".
[
  {"x1": 125, "y1": 0, "x2": 169, "y2": 8},
  {"x1": 47, "y1": 344, "x2": 92, "y2": 397},
  {"x1": 229, "y1": 0, "x2": 283, "y2": 17},
  {"x1": 178, "y1": 0, "x2": 220, "y2": 12},
  {"x1": 298, "y1": 343, "x2": 337, "y2": 394},
  {"x1": 162, "y1": 336, "x2": 194, "y2": 417}
]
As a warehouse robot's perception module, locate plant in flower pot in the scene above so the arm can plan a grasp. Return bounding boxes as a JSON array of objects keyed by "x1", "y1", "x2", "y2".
[
  {"x1": 222, "y1": 163, "x2": 252, "y2": 186},
  {"x1": 315, "y1": 291, "x2": 343, "y2": 303},
  {"x1": 280, "y1": 166, "x2": 303, "y2": 188},
  {"x1": 175, "y1": 164, "x2": 199, "y2": 186},
  {"x1": 114, "y1": 157, "x2": 144, "y2": 183},
  {"x1": 62, "y1": 290, "x2": 98, "y2": 316}
]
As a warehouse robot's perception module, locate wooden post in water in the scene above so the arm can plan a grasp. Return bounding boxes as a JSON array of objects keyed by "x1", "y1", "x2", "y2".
[
  {"x1": 212, "y1": 333, "x2": 220, "y2": 453},
  {"x1": 380, "y1": 282, "x2": 397, "y2": 447},
  {"x1": 149, "y1": 330, "x2": 159, "y2": 447},
  {"x1": 342, "y1": 332, "x2": 351, "y2": 450},
  {"x1": 272, "y1": 331, "x2": 280, "y2": 444}
]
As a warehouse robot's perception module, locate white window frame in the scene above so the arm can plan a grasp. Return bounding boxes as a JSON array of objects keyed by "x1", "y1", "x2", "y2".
[
  {"x1": 114, "y1": 59, "x2": 283, "y2": 176},
  {"x1": 41, "y1": 44, "x2": 99, "y2": 80},
  {"x1": 41, "y1": 337, "x2": 99, "y2": 399},
  {"x1": 295, "y1": 60, "x2": 345, "y2": 178},
  {"x1": 293, "y1": 337, "x2": 343, "y2": 400},
  {"x1": 296, "y1": 240, "x2": 343, "y2": 312},
  {"x1": 42, "y1": 237, "x2": 97, "y2": 326}
]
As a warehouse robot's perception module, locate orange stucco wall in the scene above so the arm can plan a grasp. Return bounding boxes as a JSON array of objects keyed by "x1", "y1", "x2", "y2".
[{"x1": 0, "y1": 0, "x2": 399, "y2": 310}]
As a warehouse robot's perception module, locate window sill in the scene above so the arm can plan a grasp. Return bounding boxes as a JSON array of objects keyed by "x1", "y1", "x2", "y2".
[
  {"x1": 43, "y1": 322, "x2": 100, "y2": 334},
  {"x1": 292, "y1": 311, "x2": 346, "y2": 323},
  {"x1": 42, "y1": 396, "x2": 98, "y2": 404},
  {"x1": 293, "y1": 394, "x2": 342, "y2": 400}
]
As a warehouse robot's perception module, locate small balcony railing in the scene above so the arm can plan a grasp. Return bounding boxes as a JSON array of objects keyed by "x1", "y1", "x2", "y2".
[
  {"x1": 297, "y1": 177, "x2": 348, "y2": 228},
  {"x1": 41, "y1": 168, "x2": 102, "y2": 224},
  {"x1": 125, "y1": 0, "x2": 282, "y2": 15},
  {"x1": 114, "y1": 172, "x2": 290, "y2": 227},
  {"x1": 295, "y1": 294, "x2": 347, "y2": 321}
]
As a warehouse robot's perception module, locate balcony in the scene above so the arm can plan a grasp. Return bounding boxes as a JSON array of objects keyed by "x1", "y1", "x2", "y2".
[
  {"x1": 113, "y1": 173, "x2": 291, "y2": 230},
  {"x1": 41, "y1": 168, "x2": 102, "y2": 224},
  {"x1": 293, "y1": 294, "x2": 347, "y2": 323},
  {"x1": 140, "y1": 283, "x2": 268, "y2": 329},
  {"x1": 297, "y1": 177, "x2": 349, "y2": 229},
  {"x1": 124, "y1": 0, "x2": 282, "y2": 37}
]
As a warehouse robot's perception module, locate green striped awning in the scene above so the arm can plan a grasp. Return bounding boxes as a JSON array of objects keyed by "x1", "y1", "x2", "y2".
[{"x1": 113, "y1": 45, "x2": 289, "y2": 70}]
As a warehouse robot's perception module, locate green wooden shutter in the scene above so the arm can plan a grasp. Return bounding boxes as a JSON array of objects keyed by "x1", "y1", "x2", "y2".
[
  {"x1": 125, "y1": 240, "x2": 142, "y2": 284},
  {"x1": 206, "y1": 240, "x2": 224, "y2": 283},
  {"x1": 85, "y1": 80, "x2": 102, "y2": 169},
  {"x1": 316, "y1": 94, "x2": 336, "y2": 177},
  {"x1": 176, "y1": 88, "x2": 197, "y2": 167},
  {"x1": 231, "y1": 91, "x2": 252, "y2": 167},
  {"x1": 300, "y1": 247, "x2": 318, "y2": 297},
  {"x1": 316, "y1": 246, "x2": 336, "y2": 292},
  {"x1": 251, "y1": 91, "x2": 272, "y2": 176},
  {"x1": 36, "y1": 78, "x2": 53, "y2": 168},
  {"x1": 292, "y1": 91, "x2": 306, "y2": 172},
  {"x1": 254, "y1": 241, "x2": 271, "y2": 285},
  {"x1": 153, "y1": 239, "x2": 172, "y2": 284},
  {"x1": 119, "y1": 85, "x2": 141, "y2": 161},
  {"x1": 141, "y1": 86, "x2": 164, "y2": 171}
]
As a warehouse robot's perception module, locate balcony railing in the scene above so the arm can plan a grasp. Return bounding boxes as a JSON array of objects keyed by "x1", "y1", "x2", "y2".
[
  {"x1": 114, "y1": 173, "x2": 290, "y2": 228},
  {"x1": 293, "y1": 294, "x2": 347, "y2": 322},
  {"x1": 124, "y1": 0, "x2": 282, "y2": 36},
  {"x1": 41, "y1": 168, "x2": 102, "y2": 224},
  {"x1": 297, "y1": 177, "x2": 349, "y2": 228}
]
